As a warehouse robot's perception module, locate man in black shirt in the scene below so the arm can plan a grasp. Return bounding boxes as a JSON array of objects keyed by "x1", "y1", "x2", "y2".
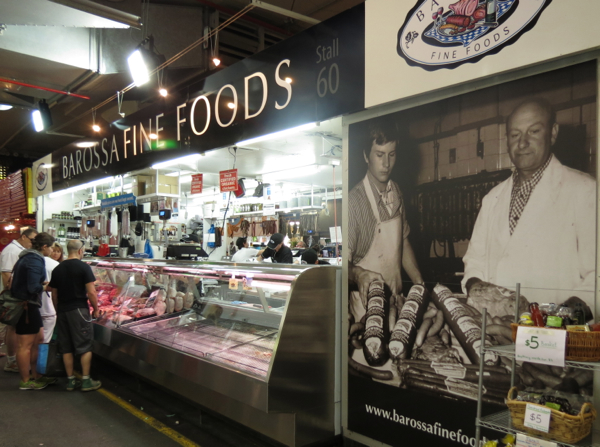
[
  {"x1": 49, "y1": 240, "x2": 101, "y2": 392},
  {"x1": 258, "y1": 233, "x2": 293, "y2": 264}
]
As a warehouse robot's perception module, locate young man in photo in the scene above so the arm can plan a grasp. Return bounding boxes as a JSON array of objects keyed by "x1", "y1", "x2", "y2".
[{"x1": 348, "y1": 120, "x2": 423, "y2": 321}]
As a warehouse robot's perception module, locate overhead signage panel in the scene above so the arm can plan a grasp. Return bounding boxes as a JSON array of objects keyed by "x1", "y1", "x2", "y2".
[{"x1": 37, "y1": 4, "x2": 365, "y2": 194}]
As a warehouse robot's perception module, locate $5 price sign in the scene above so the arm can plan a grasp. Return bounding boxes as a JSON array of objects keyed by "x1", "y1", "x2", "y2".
[
  {"x1": 524, "y1": 404, "x2": 551, "y2": 433},
  {"x1": 515, "y1": 327, "x2": 566, "y2": 367}
]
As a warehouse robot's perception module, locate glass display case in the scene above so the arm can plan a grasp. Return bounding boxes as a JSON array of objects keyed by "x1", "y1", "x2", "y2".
[{"x1": 86, "y1": 259, "x2": 341, "y2": 447}]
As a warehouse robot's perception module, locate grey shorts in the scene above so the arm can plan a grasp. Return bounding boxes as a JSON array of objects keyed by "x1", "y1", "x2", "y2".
[{"x1": 56, "y1": 308, "x2": 93, "y2": 355}]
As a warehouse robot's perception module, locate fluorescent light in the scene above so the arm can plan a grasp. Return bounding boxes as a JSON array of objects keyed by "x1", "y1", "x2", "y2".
[
  {"x1": 152, "y1": 154, "x2": 201, "y2": 169},
  {"x1": 32, "y1": 110, "x2": 44, "y2": 132},
  {"x1": 48, "y1": 177, "x2": 114, "y2": 198},
  {"x1": 179, "y1": 175, "x2": 193, "y2": 183},
  {"x1": 128, "y1": 49, "x2": 150, "y2": 86},
  {"x1": 165, "y1": 170, "x2": 192, "y2": 177},
  {"x1": 0, "y1": 104, "x2": 13, "y2": 111},
  {"x1": 76, "y1": 141, "x2": 97, "y2": 148},
  {"x1": 237, "y1": 122, "x2": 317, "y2": 146}
]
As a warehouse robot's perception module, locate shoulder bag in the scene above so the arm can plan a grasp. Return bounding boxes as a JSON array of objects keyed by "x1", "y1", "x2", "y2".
[{"x1": 0, "y1": 289, "x2": 27, "y2": 326}]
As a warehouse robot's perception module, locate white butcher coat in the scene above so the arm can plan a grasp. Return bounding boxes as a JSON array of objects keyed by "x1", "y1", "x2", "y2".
[{"x1": 462, "y1": 156, "x2": 596, "y2": 307}]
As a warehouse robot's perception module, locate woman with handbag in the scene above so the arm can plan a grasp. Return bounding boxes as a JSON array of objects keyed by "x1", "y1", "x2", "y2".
[{"x1": 10, "y1": 232, "x2": 56, "y2": 390}]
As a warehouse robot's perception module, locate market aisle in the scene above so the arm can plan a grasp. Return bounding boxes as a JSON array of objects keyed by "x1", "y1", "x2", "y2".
[
  {"x1": 0, "y1": 353, "x2": 291, "y2": 447},
  {"x1": 0, "y1": 355, "x2": 185, "y2": 447}
]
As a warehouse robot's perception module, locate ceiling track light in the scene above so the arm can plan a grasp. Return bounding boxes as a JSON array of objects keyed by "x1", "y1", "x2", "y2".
[
  {"x1": 127, "y1": 35, "x2": 166, "y2": 87},
  {"x1": 32, "y1": 99, "x2": 52, "y2": 132}
]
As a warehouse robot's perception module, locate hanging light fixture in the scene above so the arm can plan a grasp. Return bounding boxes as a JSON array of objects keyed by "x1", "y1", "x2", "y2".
[
  {"x1": 92, "y1": 109, "x2": 100, "y2": 132},
  {"x1": 158, "y1": 68, "x2": 168, "y2": 97},
  {"x1": 127, "y1": 35, "x2": 166, "y2": 87},
  {"x1": 32, "y1": 99, "x2": 52, "y2": 132},
  {"x1": 211, "y1": 30, "x2": 221, "y2": 67}
]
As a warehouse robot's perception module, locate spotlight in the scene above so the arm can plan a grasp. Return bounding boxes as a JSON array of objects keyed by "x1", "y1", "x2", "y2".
[
  {"x1": 92, "y1": 124, "x2": 101, "y2": 132},
  {"x1": 149, "y1": 133, "x2": 158, "y2": 139},
  {"x1": 128, "y1": 49, "x2": 150, "y2": 86},
  {"x1": 159, "y1": 88, "x2": 168, "y2": 97},
  {"x1": 285, "y1": 77, "x2": 292, "y2": 84},
  {"x1": 127, "y1": 36, "x2": 166, "y2": 87},
  {"x1": 227, "y1": 102, "x2": 235, "y2": 109},
  {"x1": 212, "y1": 57, "x2": 221, "y2": 67},
  {"x1": 32, "y1": 99, "x2": 52, "y2": 132}
]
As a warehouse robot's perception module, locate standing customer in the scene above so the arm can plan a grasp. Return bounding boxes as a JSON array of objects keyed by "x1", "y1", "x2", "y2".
[
  {"x1": 11, "y1": 232, "x2": 55, "y2": 390},
  {"x1": 49, "y1": 242, "x2": 64, "y2": 263},
  {"x1": 41, "y1": 254, "x2": 60, "y2": 343},
  {"x1": 0, "y1": 228, "x2": 38, "y2": 371},
  {"x1": 49, "y1": 239, "x2": 101, "y2": 392}
]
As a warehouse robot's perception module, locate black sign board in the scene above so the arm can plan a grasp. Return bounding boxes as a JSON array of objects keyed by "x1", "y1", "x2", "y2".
[{"x1": 44, "y1": 4, "x2": 364, "y2": 193}]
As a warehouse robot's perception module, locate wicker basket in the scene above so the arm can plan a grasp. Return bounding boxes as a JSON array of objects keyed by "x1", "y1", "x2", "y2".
[
  {"x1": 510, "y1": 324, "x2": 600, "y2": 361},
  {"x1": 506, "y1": 387, "x2": 596, "y2": 444}
]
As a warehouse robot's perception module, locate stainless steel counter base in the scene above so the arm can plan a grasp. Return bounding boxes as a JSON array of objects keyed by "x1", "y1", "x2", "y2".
[{"x1": 90, "y1": 264, "x2": 341, "y2": 447}]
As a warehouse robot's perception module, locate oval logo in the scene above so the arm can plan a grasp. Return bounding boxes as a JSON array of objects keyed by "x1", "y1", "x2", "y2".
[
  {"x1": 397, "y1": 0, "x2": 551, "y2": 70},
  {"x1": 35, "y1": 163, "x2": 48, "y2": 191}
]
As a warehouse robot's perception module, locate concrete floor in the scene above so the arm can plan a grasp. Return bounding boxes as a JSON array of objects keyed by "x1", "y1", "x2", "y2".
[{"x1": 0, "y1": 350, "x2": 344, "y2": 447}]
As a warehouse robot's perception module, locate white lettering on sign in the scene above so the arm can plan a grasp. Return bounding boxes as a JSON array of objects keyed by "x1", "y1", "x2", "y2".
[
  {"x1": 215, "y1": 84, "x2": 237, "y2": 127},
  {"x1": 275, "y1": 59, "x2": 292, "y2": 110},
  {"x1": 155, "y1": 113, "x2": 164, "y2": 148},
  {"x1": 57, "y1": 57, "x2": 297, "y2": 182},
  {"x1": 189, "y1": 96, "x2": 210, "y2": 136},
  {"x1": 244, "y1": 72, "x2": 268, "y2": 120}
]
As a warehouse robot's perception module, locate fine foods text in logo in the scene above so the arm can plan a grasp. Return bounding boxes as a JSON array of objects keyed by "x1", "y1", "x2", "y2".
[{"x1": 397, "y1": 0, "x2": 551, "y2": 70}]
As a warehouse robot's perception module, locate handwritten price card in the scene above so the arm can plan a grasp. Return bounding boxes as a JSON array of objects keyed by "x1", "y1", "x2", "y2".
[
  {"x1": 516, "y1": 432, "x2": 556, "y2": 447},
  {"x1": 515, "y1": 326, "x2": 566, "y2": 367}
]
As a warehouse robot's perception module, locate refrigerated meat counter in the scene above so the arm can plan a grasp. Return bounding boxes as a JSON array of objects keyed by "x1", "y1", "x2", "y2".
[{"x1": 86, "y1": 258, "x2": 342, "y2": 447}]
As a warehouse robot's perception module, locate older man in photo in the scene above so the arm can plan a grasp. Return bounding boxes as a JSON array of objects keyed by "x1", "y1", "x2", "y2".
[{"x1": 462, "y1": 98, "x2": 596, "y2": 306}]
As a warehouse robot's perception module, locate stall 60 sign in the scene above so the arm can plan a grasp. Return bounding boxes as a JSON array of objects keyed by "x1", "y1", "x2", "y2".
[{"x1": 316, "y1": 38, "x2": 340, "y2": 98}]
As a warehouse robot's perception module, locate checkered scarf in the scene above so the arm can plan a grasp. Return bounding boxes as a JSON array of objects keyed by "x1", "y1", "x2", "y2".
[{"x1": 509, "y1": 154, "x2": 553, "y2": 235}]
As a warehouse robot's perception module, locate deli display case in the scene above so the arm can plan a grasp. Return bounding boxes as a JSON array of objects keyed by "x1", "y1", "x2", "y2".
[{"x1": 86, "y1": 258, "x2": 342, "y2": 447}]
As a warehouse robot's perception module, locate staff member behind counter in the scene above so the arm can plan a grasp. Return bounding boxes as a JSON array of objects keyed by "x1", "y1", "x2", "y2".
[
  {"x1": 258, "y1": 233, "x2": 293, "y2": 264},
  {"x1": 348, "y1": 119, "x2": 423, "y2": 320},
  {"x1": 231, "y1": 237, "x2": 258, "y2": 262},
  {"x1": 462, "y1": 98, "x2": 596, "y2": 306},
  {"x1": 301, "y1": 249, "x2": 330, "y2": 265}
]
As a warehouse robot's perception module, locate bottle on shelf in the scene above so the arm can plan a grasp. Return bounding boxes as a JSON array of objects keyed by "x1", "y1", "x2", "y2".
[
  {"x1": 57, "y1": 224, "x2": 65, "y2": 238},
  {"x1": 207, "y1": 224, "x2": 216, "y2": 248}
]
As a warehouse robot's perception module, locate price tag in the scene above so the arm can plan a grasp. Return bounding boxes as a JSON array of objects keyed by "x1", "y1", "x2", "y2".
[
  {"x1": 516, "y1": 433, "x2": 557, "y2": 447},
  {"x1": 515, "y1": 326, "x2": 566, "y2": 367},
  {"x1": 523, "y1": 404, "x2": 551, "y2": 433},
  {"x1": 229, "y1": 278, "x2": 239, "y2": 290}
]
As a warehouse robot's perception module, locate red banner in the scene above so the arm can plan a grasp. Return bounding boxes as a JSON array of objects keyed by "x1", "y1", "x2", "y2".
[
  {"x1": 191, "y1": 174, "x2": 203, "y2": 194},
  {"x1": 219, "y1": 169, "x2": 238, "y2": 192}
]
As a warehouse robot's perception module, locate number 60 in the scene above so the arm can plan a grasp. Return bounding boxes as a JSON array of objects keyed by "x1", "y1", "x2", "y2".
[{"x1": 317, "y1": 63, "x2": 339, "y2": 98}]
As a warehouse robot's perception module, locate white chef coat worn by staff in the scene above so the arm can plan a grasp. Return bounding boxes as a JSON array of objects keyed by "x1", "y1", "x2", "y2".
[
  {"x1": 350, "y1": 176, "x2": 405, "y2": 322},
  {"x1": 462, "y1": 156, "x2": 596, "y2": 307}
]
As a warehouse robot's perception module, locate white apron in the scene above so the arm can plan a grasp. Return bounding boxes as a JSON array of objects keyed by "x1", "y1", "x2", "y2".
[{"x1": 350, "y1": 176, "x2": 403, "y2": 322}]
